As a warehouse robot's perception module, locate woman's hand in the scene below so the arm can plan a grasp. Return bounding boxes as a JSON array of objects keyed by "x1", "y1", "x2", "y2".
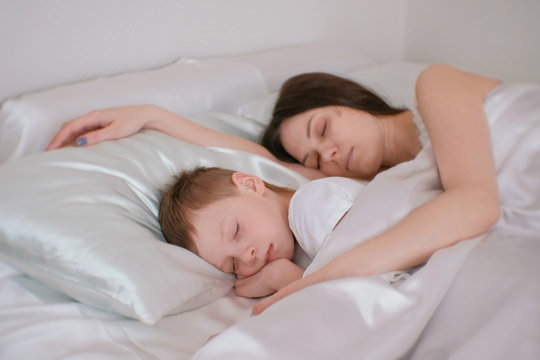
[
  {"x1": 251, "y1": 271, "x2": 322, "y2": 315},
  {"x1": 46, "y1": 105, "x2": 163, "y2": 150},
  {"x1": 234, "y1": 259, "x2": 303, "y2": 299},
  {"x1": 250, "y1": 278, "x2": 302, "y2": 315}
]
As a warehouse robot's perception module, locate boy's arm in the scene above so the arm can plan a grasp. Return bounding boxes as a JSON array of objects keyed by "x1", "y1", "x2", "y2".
[{"x1": 234, "y1": 259, "x2": 303, "y2": 298}]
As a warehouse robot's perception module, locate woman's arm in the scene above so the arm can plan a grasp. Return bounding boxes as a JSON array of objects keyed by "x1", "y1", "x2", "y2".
[
  {"x1": 46, "y1": 105, "x2": 323, "y2": 179},
  {"x1": 253, "y1": 64, "x2": 501, "y2": 314},
  {"x1": 234, "y1": 259, "x2": 304, "y2": 298}
]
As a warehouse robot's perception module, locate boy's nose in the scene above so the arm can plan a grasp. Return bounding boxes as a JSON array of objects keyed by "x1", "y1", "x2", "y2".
[{"x1": 241, "y1": 246, "x2": 257, "y2": 266}]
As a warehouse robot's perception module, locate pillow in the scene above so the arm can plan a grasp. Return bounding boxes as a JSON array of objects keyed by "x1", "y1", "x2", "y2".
[
  {"x1": 0, "y1": 116, "x2": 308, "y2": 325},
  {"x1": 0, "y1": 58, "x2": 266, "y2": 164},
  {"x1": 237, "y1": 62, "x2": 429, "y2": 124},
  {"x1": 0, "y1": 42, "x2": 374, "y2": 164}
]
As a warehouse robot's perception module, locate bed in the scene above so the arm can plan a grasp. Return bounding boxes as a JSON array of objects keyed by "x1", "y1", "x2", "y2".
[{"x1": 1, "y1": 2, "x2": 539, "y2": 360}]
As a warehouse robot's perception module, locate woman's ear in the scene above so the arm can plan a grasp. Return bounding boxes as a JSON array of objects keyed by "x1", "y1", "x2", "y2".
[{"x1": 231, "y1": 172, "x2": 265, "y2": 194}]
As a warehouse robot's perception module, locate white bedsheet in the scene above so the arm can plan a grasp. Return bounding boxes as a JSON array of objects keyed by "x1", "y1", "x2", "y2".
[
  {"x1": 192, "y1": 84, "x2": 540, "y2": 359},
  {"x1": 0, "y1": 259, "x2": 255, "y2": 359}
]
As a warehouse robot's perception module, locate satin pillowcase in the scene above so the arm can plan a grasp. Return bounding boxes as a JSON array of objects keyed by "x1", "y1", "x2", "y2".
[{"x1": 0, "y1": 115, "x2": 308, "y2": 325}]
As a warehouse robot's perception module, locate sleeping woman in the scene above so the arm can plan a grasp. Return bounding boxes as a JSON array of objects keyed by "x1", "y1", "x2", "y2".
[{"x1": 46, "y1": 64, "x2": 540, "y2": 314}]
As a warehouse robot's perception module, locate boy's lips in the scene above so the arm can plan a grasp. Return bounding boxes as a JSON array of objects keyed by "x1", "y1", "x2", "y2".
[{"x1": 264, "y1": 244, "x2": 274, "y2": 264}]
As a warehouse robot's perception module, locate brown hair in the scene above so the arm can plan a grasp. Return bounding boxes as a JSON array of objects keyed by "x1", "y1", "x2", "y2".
[
  {"x1": 261, "y1": 72, "x2": 408, "y2": 163},
  {"x1": 158, "y1": 166, "x2": 292, "y2": 253}
]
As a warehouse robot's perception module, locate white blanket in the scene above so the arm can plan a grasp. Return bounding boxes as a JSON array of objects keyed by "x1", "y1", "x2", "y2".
[{"x1": 192, "y1": 83, "x2": 540, "y2": 360}]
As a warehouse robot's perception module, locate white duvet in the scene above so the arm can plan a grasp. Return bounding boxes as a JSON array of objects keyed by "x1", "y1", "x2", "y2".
[{"x1": 192, "y1": 83, "x2": 540, "y2": 360}]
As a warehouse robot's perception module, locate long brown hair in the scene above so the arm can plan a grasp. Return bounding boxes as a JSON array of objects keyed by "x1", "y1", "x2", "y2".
[{"x1": 261, "y1": 72, "x2": 407, "y2": 163}]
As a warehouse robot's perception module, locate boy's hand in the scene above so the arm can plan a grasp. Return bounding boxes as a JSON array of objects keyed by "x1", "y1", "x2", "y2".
[{"x1": 233, "y1": 258, "x2": 303, "y2": 298}]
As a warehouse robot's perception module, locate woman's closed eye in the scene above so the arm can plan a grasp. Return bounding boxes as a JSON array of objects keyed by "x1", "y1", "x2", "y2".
[{"x1": 316, "y1": 120, "x2": 327, "y2": 169}]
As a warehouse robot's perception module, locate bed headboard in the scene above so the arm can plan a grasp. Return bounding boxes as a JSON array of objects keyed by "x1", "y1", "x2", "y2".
[{"x1": 1, "y1": 0, "x2": 538, "y2": 103}]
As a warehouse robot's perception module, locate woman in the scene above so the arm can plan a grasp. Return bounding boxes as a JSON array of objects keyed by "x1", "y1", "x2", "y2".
[{"x1": 46, "y1": 64, "x2": 503, "y2": 313}]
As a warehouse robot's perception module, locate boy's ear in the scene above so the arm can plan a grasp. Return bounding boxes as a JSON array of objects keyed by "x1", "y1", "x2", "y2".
[{"x1": 231, "y1": 172, "x2": 265, "y2": 194}]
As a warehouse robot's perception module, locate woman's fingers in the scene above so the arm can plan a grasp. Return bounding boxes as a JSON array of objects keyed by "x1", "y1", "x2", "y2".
[
  {"x1": 73, "y1": 126, "x2": 118, "y2": 147},
  {"x1": 251, "y1": 287, "x2": 291, "y2": 315},
  {"x1": 46, "y1": 111, "x2": 109, "y2": 150},
  {"x1": 46, "y1": 107, "x2": 146, "y2": 150},
  {"x1": 205, "y1": 333, "x2": 221, "y2": 345},
  {"x1": 251, "y1": 294, "x2": 279, "y2": 315},
  {"x1": 250, "y1": 274, "x2": 320, "y2": 315}
]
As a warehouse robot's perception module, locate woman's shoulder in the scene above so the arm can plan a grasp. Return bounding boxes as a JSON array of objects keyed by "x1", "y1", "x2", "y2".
[{"x1": 415, "y1": 64, "x2": 501, "y2": 106}]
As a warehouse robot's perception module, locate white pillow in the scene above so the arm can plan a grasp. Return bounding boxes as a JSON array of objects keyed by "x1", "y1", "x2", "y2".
[
  {"x1": 0, "y1": 58, "x2": 266, "y2": 164},
  {"x1": 237, "y1": 62, "x2": 429, "y2": 125},
  {"x1": 0, "y1": 118, "x2": 308, "y2": 325}
]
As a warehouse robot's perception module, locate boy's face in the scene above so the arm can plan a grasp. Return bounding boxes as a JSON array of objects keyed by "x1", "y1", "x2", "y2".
[{"x1": 191, "y1": 174, "x2": 295, "y2": 277}]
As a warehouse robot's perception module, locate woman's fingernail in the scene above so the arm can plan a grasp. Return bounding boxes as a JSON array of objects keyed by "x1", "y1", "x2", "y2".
[{"x1": 77, "y1": 138, "x2": 87, "y2": 146}]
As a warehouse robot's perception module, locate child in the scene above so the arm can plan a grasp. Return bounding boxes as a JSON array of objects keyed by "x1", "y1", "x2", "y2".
[{"x1": 159, "y1": 166, "x2": 407, "y2": 298}]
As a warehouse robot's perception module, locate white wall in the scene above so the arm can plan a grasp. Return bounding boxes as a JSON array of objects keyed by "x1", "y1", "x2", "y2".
[
  {"x1": 0, "y1": 0, "x2": 405, "y2": 102},
  {"x1": 404, "y1": 0, "x2": 540, "y2": 83},
  {"x1": 1, "y1": 0, "x2": 538, "y2": 103}
]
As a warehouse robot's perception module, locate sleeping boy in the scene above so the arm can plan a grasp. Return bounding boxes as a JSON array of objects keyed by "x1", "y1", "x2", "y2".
[{"x1": 158, "y1": 166, "x2": 408, "y2": 298}]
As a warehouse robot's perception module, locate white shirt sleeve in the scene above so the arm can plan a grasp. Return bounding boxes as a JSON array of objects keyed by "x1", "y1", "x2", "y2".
[{"x1": 288, "y1": 177, "x2": 366, "y2": 259}]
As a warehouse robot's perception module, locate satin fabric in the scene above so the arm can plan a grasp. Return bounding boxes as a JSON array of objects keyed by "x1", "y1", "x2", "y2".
[
  {"x1": 0, "y1": 119, "x2": 307, "y2": 325},
  {"x1": 192, "y1": 83, "x2": 540, "y2": 360}
]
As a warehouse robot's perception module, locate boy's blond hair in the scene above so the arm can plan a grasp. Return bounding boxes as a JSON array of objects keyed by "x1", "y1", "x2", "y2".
[{"x1": 158, "y1": 166, "x2": 292, "y2": 253}]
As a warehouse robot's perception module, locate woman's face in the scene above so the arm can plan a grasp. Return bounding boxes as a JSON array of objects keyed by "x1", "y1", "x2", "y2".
[
  {"x1": 191, "y1": 179, "x2": 295, "y2": 277},
  {"x1": 280, "y1": 106, "x2": 385, "y2": 179}
]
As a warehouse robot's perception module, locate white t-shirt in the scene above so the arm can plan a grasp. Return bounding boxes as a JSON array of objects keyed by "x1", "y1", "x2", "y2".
[
  {"x1": 288, "y1": 177, "x2": 410, "y2": 285},
  {"x1": 289, "y1": 177, "x2": 365, "y2": 259}
]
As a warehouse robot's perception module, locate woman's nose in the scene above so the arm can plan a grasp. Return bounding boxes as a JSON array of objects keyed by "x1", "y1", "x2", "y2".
[{"x1": 320, "y1": 141, "x2": 338, "y2": 162}]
